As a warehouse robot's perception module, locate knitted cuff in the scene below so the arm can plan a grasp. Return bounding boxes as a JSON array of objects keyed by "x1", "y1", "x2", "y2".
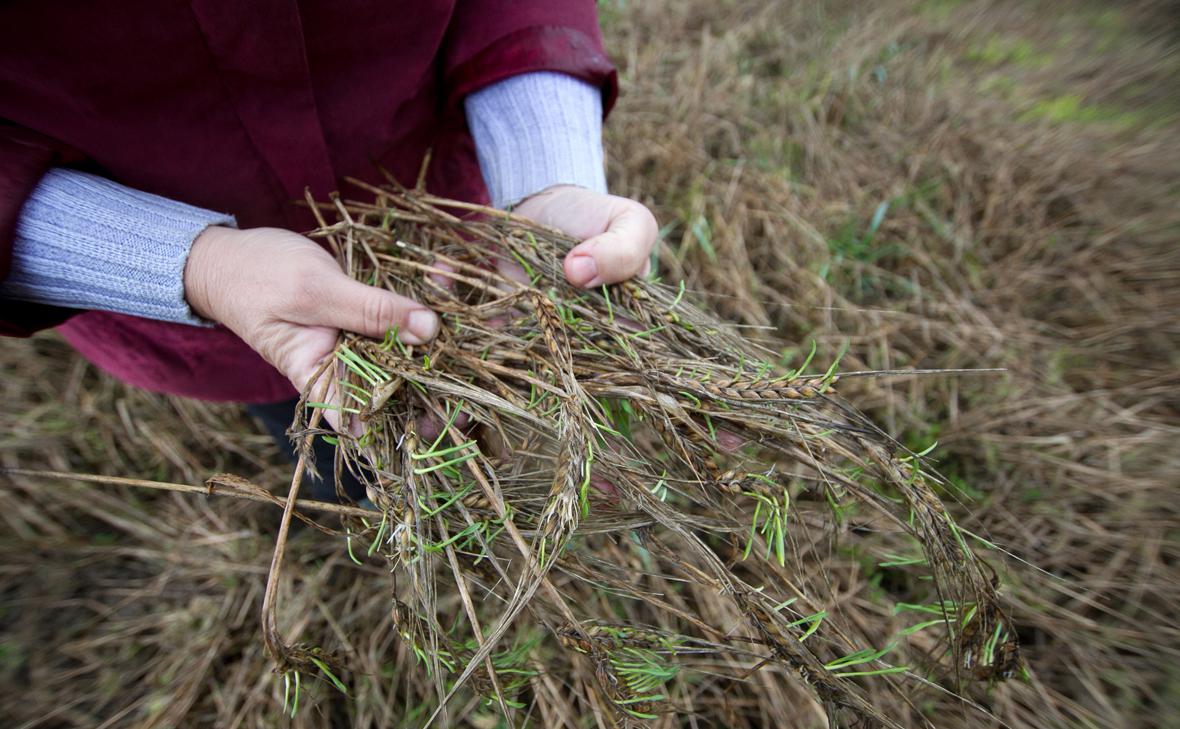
[
  {"x1": 0, "y1": 169, "x2": 236, "y2": 325},
  {"x1": 465, "y1": 71, "x2": 607, "y2": 209}
]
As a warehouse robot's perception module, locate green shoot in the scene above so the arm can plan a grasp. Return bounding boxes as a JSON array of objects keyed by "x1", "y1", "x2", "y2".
[
  {"x1": 412, "y1": 446, "x2": 479, "y2": 475},
  {"x1": 309, "y1": 656, "x2": 348, "y2": 695},
  {"x1": 820, "y1": 340, "x2": 848, "y2": 384},
  {"x1": 833, "y1": 665, "x2": 910, "y2": 678},
  {"x1": 579, "y1": 442, "x2": 595, "y2": 518},
  {"x1": 650, "y1": 473, "x2": 669, "y2": 502},
  {"x1": 282, "y1": 672, "x2": 290, "y2": 715},
  {"x1": 336, "y1": 345, "x2": 390, "y2": 385},
  {"x1": 424, "y1": 401, "x2": 465, "y2": 451},
  {"x1": 897, "y1": 440, "x2": 939, "y2": 463},
  {"x1": 591, "y1": 419, "x2": 625, "y2": 438},
  {"x1": 824, "y1": 644, "x2": 897, "y2": 671},
  {"x1": 515, "y1": 234, "x2": 540, "y2": 281},
  {"x1": 893, "y1": 601, "x2": 969, "y2": 619},
  {"x1": 423, "y1": 521, "x2": 485, "y2": 553},
  {"x1": 670, "y1": 279, "x2": 686, "y2": 309},
  {"x1": 824, "y1": 485, "x2": 849, "y2": 524},
  {"x1": 378, "y1": 325, "x2": 404, "y2": 353},
  {"x1": 982, "y1": 622, "x2": 1005, "y2": 667},
  {"x1": 306, "y1": 402, "x2": 361, "y2": 415},
  {"x1": 782, "y1": 340, "x2": 818, "y2": 380},
  {"x1": 410, "y1": 440, "x2": 477, "y2": 461},
  {"x1": 417, "y1": 483, "x2": 473, "y2": 518},
  {"x1": 786, "y1": 610, "x2": 827, "y2": 642},
  {"x1": 288, "y1": 671, "x2": 302, "y2": 717},
  {"x1": 823, "y1": 642, "x2": 907, "y2": 678},
  {"x1": 610, "y1": 646, "x2": 679, "y2": 710},
  {"x1": 946, "y1": 518, "x2": 974, "y2": 560},
  {"x1": 368, "y1": 512, "x2": 389, "y2": 557},
  {"x1": 627, "y1": 324, "x2": 667, "y2": 339},
  {"x1": 877, "y1": 553, "x2": 926, "y2": 568},
  {"x1": 596, "y1": 397, "x2": 634, "y2": 439},
  {"x1": 741, "y1": 489, "x2": 789, "y2": 567},
  {"x1": 703, "y1": 413, "x2": 717, "y2": 442},
  {"x1": 345, "y1": 528, "x2": 363, "y2": 565},
  {"x1": 771, "y1": 597, "x2": 799, "y2": 612},
  {"x1": 899, "y1": 618, "x2": 946, "y2": 637}
]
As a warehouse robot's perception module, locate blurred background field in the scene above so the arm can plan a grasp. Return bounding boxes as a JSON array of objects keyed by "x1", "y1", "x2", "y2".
[{"x1": 2, "y1": 1, "x2": 1177, "y2": 727}]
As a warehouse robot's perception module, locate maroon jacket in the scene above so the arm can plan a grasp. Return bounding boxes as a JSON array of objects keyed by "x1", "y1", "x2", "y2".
[{"x1": 0, "y1": 1, "x2": 615, "y2": 401}]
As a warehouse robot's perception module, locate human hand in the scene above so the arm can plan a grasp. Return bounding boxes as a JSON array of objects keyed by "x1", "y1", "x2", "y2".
[
  {"x1": 184, "y1": 226, "x2": 440, "y2": 405},
  {"x1": 511, "y1": 185, "x2": 658, "y2": 288}
]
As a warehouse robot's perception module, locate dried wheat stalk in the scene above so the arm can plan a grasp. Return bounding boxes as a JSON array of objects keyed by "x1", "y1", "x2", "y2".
[{"x1": 278, "y1": 180, "x2": 1022, "y2": 727}]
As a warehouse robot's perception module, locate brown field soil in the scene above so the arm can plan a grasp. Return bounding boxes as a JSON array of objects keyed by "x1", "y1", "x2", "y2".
[{"x1": 2, "y1": 1, "x2": 1176, "y2": 727}]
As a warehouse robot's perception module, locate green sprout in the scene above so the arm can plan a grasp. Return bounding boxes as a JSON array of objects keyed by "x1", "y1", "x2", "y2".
[
  {"x1": 368, "y1": 512, "x2": 389, "y2": 557},
  {"x1": 309, "y1": 656, "x2": 348, "y2": 695},
  {"x1": 823, "y1": 644, "x2": 907, "y2": 678},
  {"x1": 785, "y1": 610, "x2": 827, "y2": 642},
  {"x1": 336, "y1": 344, "x2": 391, "y2": 385},
  {"x1": 741, "y1": 480, "x2": 790, "y2": 566},
  {"x1": 609, "y1": 647, "x2": 679, "y2": 719},
  {"x1": 281, "y1": 670, "x2": 301, "y2": 718}
]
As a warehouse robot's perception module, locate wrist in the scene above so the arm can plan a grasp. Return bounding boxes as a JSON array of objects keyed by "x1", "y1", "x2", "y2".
[
  {"x1": 184, "y1": 225, "x2": 239, "y2": 322},
  {"x1": 511, "y1": 184, "x2": 580, "y2": 209}
]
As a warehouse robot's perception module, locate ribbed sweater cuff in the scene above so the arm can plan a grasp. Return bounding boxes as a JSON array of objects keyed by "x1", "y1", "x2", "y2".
[
  {"x1": 465, "y1": 71, "x2": 607, "y2": 209},
  {"x1": 0, "y1": 169, "x2": 236, "y2": 325}
]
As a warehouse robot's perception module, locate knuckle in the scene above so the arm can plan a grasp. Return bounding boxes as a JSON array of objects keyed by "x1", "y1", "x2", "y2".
[
  {"x1": 637, "y1": 206, "x2": 660, "y2": 246},
  {"x1": 622, "y1": 211, "x2": 658, "y2": 275},
  {"x1": 361, "y1": 293, "x2": 394, "y2": 332},
  {"x1": 616, "y1": 201, "x2": 659, "y2": 249},
  {"x1": 362, "y1": 292, "x2": 407, "y2": 333}
]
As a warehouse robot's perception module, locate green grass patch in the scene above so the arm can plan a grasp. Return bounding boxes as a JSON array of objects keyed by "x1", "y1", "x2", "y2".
[
  {"x1": 1023, "y1": 93, "x2": 1151, "y2": 129},
  {"x1": 965, "y1": 36, "x2": 1049, "y2": 68}
]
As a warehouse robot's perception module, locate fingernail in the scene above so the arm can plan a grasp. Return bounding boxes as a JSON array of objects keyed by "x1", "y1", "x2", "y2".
[
  {"x1": 403, "y1": 309, "x2": 439, "y2": 343},
  {"x1": 567, "y1": 255, "x2": 598, "y2": 287}
]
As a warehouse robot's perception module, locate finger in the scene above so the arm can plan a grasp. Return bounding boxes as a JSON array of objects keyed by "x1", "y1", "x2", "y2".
[
  {"x1": 430, "y1": 260, "x2": 458, "y2": 291},
  {"x1": 303, "y1": 269, "x2": 440, "y2": 344},
  {"x1": 296, "y1": 362, "x2": 345, "y2": 434},
  {"x1": 716, "y1": 429, "x2": 746, "y2": 453},
  {"x1": 322, "y1": 378, "x2": 366, "y2": 437},
  {"x1": 564, "y1": 201, "x2": 658, "y2": 288},
  {"x1": 589, "y1": 476, "x2": 619, "y2": 501},
  {"x1": 495, "y1": 256, "x2": 531, "y2": 286},
  {"x1": 417, "y1": 409, "x2": 473, "y2": 443}
]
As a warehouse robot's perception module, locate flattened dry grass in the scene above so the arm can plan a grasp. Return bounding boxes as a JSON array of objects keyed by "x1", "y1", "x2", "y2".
[
  {"x1": 603, "y1": 0, "x2": 1179, "y2": 725},
  {"x1": 1, "y1": 0, "x2": 1177, "y2": 727}
]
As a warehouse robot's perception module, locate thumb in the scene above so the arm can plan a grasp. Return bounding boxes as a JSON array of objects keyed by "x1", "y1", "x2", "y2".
[
  {"x1": 301, "y1": 268, "x2": 440, "y2": 344},
  {"x1": 564, "y1": 199, "x2": 658, "y2": 288}
]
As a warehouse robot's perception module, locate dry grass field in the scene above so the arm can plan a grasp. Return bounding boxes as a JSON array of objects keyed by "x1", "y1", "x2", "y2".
[{"x1": 2, "y1": 1, "x2": 1177, "y2": 727}]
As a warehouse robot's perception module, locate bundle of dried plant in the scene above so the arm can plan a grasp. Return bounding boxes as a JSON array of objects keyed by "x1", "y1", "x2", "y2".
[{"x1": 251, "y1": 180, "x2": 1026, "y2": 727}]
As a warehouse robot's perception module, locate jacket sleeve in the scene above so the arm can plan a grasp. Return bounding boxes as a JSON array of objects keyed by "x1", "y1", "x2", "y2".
[
  {"x1": 1, "y1": 169, "x2": 235, "y2": 327},
  {"x1": 441, "y1": 0, "x2": 618, "y2": 116},
  {"x1": 465, "y1": 71, "x2": 607, "y2": 208},
  {"x1": 0, "y1": 121, "x2": 78, "y2": 336}
]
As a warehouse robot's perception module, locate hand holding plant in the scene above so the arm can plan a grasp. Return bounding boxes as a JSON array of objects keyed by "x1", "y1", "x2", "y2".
[{"x1": 183, "y1": 188, "x2": 659, "y2": 429}]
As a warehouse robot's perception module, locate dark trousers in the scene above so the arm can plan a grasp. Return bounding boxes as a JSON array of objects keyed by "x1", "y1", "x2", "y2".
[{"x1": 246, "y1": 398, "x2": 367, "y2": 504}]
